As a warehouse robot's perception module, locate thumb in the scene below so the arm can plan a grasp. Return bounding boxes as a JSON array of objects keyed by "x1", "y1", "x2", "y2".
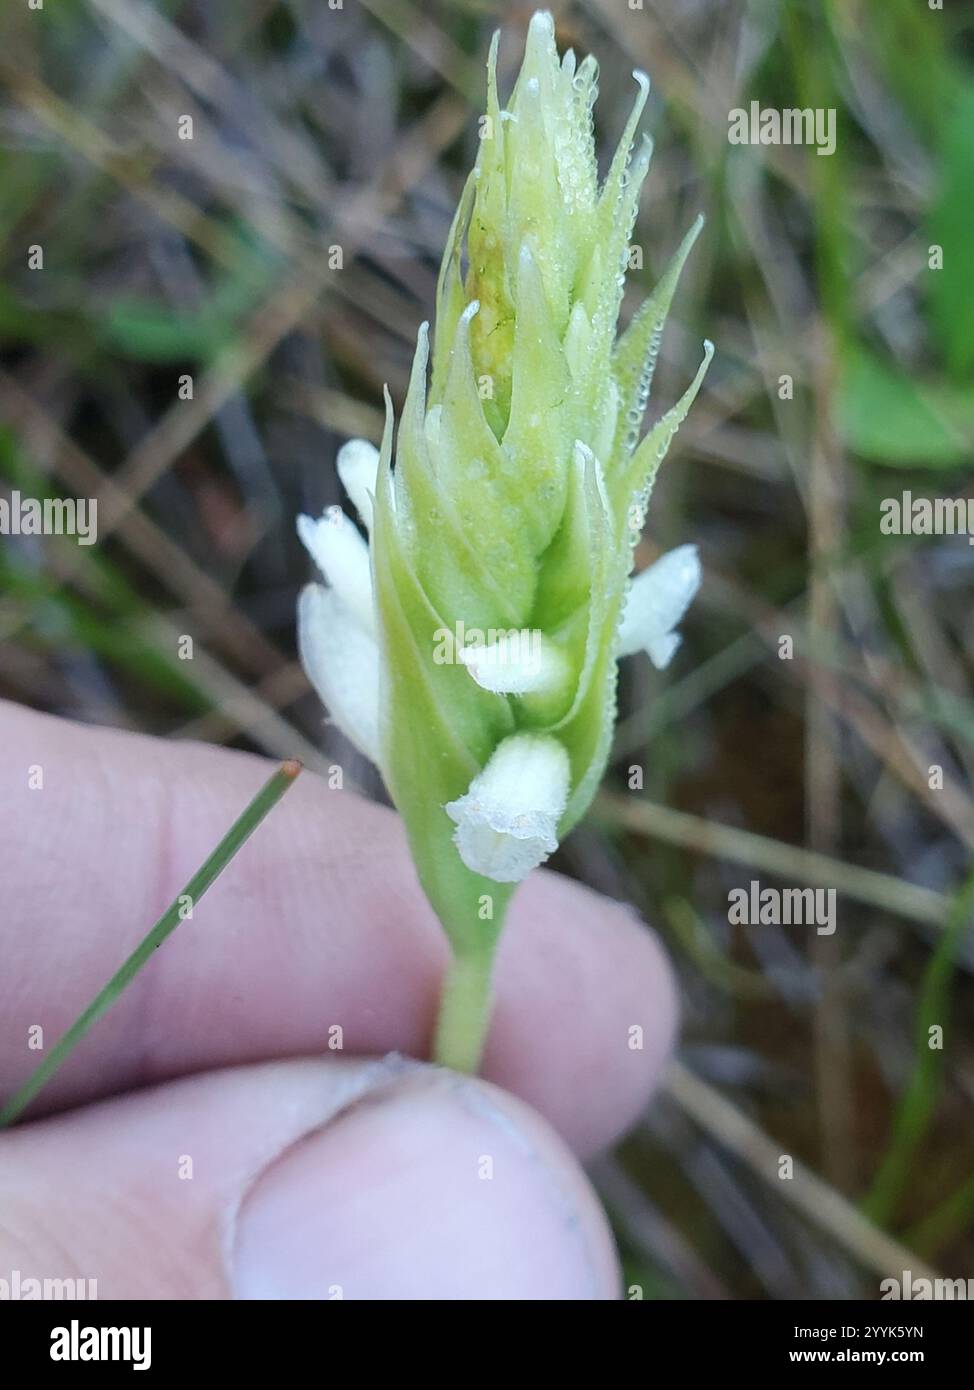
[{"x1": 0, "y1": 1055, "x2": 620, "y2": 1300}]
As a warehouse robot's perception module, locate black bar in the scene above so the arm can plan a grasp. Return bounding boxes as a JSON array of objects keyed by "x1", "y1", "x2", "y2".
[{"x1": 1, "y1": 1297, "x2": 969, "y2": 1373}]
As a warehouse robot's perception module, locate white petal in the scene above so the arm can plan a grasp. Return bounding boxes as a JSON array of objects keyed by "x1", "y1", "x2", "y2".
[
  {"x1": 646, "y1": 630, "x2": 682, "y2": 668},
  {"x1": 617, "y1": 543, "x2": 700, "y2": 668},
  {"x1": 297, "y1": 583, "x2": 381, "y2": 764},
  {"x1": 459, "y1": 630, "x2": 569, "y2": 697},
  {"x1": 445, "y1": 734, "x2": 570, "y2": 883},
  {"x1": 336, "y1": 439, "x2": 379, "y2": 532},
  {"x1": 297, "y1": 508, "x2": 375, "y2": 635}
]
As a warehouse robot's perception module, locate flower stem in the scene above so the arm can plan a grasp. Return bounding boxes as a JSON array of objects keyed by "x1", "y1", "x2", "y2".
[
  {"x1": 433, "y1": 944, "x2": 497, "y2": 1074},
  {"x1": 0, "y1": 758, "x2": 302, "y2": 1129}
]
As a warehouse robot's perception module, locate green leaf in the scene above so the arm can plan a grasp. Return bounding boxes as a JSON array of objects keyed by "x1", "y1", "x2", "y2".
[{"x1": 837, "y1": 346, "x2": 974, "y2": 468}]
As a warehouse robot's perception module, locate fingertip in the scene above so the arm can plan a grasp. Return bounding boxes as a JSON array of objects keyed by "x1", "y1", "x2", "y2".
[{"x1": 232, "y1": 1065, "x2": 620, "y2": 1300}]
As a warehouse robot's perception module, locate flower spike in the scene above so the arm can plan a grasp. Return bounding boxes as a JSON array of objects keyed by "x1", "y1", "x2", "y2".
[{"x1": 297, "y1": 11, "x2": 711, "y2": 1071}]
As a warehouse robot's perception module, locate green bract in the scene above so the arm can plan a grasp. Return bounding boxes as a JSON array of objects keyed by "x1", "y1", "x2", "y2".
[{"x1": 297, "y1": 10, "x2": 711, "y2": 1071}]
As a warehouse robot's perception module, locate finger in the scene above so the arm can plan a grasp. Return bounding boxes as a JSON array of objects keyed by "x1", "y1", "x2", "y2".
[
  {"x1": 0, "y1": 1057, "x2": 620, "y2": 1300},
  {"x1": 0, "y1": 701, "x2": 677, "y2": 1154}
]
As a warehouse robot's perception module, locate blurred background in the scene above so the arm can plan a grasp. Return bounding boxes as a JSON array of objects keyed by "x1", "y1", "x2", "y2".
[{"x1": 2, "y1": 0, "x2": 973, "y2": 1298}]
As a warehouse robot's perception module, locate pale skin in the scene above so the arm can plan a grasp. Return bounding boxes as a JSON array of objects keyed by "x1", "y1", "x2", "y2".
[{"x1": 0, "y1": 700, "x2": 677, "y2": 1299}]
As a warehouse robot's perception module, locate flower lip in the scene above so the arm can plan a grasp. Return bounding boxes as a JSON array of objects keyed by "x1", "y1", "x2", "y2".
[
  {"x1": 445, "y1": 732, "x2": 570, "y2": 883},
  {"x1": 458, "y1": 629, "x2": 569, "y2": 698},
  {"x1": 297, "y1": 507, "x2": 375, "y2": 636},
  {"x1": 336, "y1": 438, "x2": 380, "y2": 532},
  {"x1": 617, "y1": 542, "x2": 701, "y2": 669}
]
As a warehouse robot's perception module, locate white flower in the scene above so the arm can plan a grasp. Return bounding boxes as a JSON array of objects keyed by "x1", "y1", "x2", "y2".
[
  {"x1": 445, "y1": 733, "x2": 570, "y2": 883},
  {"x1": 297, "y1": 440, "x2": 382, "y2": 763},
  {"x1": 458, "y1": 629, "x2": 569, "y2": 698},
  {"x1": 617, "y1": 543, "x2": 701, "y2": 669}
]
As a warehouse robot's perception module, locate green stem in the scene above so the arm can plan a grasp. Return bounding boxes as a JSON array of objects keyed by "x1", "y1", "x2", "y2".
[
  {"x1": 0, "y1": 758, "x2": 302, "y2": 1129},
  {"x1": 433, "y1": 945, "x2": 497, "y2": 1074}
]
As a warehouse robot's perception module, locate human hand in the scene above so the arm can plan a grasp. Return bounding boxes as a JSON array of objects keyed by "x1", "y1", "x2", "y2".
[{"x1": 0, "y1": 701, "x2": 676, "y2": 1300}]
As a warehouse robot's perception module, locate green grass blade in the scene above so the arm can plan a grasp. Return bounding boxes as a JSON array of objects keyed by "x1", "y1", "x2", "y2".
[{"x1": 0, "y1": 758, "x2": 302, "y2": 1128}]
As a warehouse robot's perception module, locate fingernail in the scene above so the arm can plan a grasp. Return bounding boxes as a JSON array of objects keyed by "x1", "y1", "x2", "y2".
[{"x1": 231, "y1": 1069, "x2": 619, "y2": 1299}]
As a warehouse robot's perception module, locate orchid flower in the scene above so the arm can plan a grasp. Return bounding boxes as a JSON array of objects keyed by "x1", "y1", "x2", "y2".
[{"x1": 297, "y1": 10, "x2": 711, "y2": 1071}]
